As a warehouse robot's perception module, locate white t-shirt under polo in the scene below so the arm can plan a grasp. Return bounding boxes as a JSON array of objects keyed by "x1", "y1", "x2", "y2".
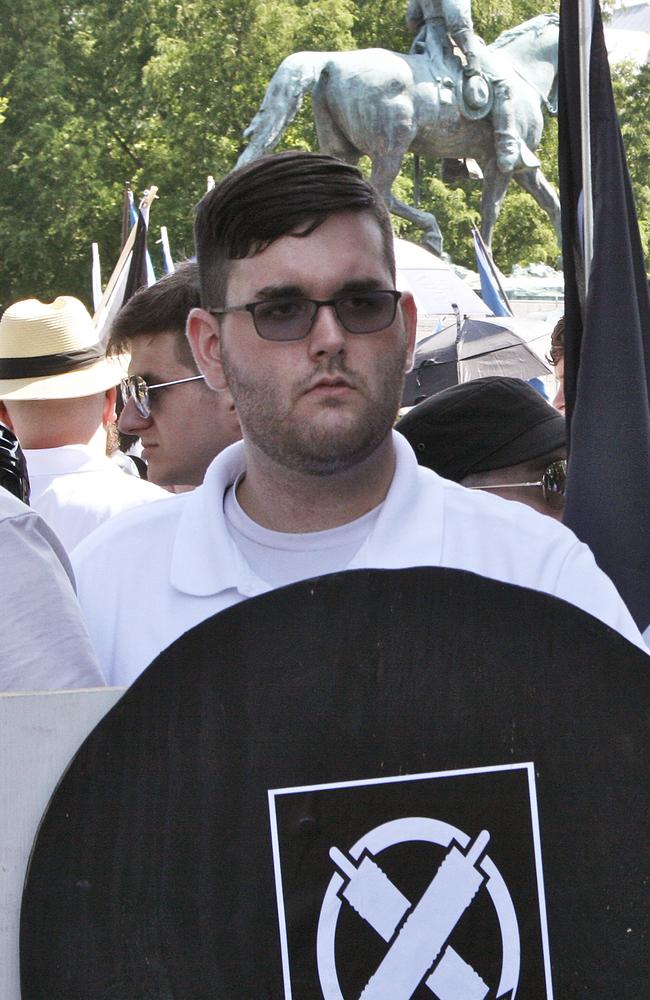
[
  {"x1": 72, "y1": 432, "x2": 647, "y2": 687},
  {"x1": 224, "y1": 479, "x2": 382, "y2": 589}
]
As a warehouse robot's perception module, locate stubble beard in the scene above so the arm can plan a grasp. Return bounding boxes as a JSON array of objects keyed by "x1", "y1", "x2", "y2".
[{"x1": 221, "y1": 348, "x2": 407, "y2": 476}]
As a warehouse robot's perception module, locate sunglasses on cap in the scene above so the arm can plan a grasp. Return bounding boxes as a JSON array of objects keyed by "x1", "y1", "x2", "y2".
[
  {"x1": 120, "y1": 374, "x2": 205, "y2": 420},
  {"x1": 469, "y1": 459, "x2": 567, "y2": 509},
  {"x1": 208, "y1": 289, "x2": 402, "y2": 342}
]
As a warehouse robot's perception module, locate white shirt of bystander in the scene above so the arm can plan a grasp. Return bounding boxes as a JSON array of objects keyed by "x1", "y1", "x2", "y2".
[
  {"x1": 25, "y1": 444, "x2": 169, "y2": 552},
  {"x1": 0, "y1": 488, "x2": 104, "y2": 691}
]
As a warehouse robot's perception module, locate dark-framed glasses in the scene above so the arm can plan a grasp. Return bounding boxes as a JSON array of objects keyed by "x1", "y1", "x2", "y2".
[
  {"x1": 208, "y1": 289, "x2": 402, "y2": 342},
  {"x1": 120, "y1": 373, "x2": 205, "y2": 419},
  {"x1": 470, "y1": 459, "x2": 567, "y2": 509}
]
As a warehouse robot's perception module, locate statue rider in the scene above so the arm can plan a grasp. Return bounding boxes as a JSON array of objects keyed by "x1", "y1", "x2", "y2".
[{"x1": 406, "y1": 0, "x2": 540, "y2": 173}]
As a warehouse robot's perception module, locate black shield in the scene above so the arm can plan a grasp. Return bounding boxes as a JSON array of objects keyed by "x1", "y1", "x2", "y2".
[{"x1": 20, "y1": 568, "x2": 649, "y2": 998}]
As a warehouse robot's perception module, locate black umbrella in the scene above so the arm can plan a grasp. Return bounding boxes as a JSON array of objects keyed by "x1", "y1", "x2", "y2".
[{"x1": 403, "y1": 316, "x2": 550, "y2": 405}]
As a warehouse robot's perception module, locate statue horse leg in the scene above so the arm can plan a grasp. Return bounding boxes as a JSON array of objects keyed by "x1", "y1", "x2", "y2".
[
  {"x1": 514, "y1": 167, "x2": 562, "y2": 247},
  {"x1": 313, "y1": 88, "x2": 362, "y2": 165},
  {"x1": 370, "y1": 151, "x2": 445, "y2": 257},
  {"x1": 480, "y1": 159, "x2": 512, "y2": 250}
]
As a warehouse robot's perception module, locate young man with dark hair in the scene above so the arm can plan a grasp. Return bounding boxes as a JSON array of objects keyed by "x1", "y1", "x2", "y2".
[
  {"x1": 72, "y1": 151, "x2": 645, "y2": 685},
  {"x1": 108, "y1": 262, "x2": 240, "y2": 488}
]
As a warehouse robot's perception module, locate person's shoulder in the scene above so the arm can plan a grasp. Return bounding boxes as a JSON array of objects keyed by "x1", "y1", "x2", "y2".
[
  {"x1": 434, "y1": 471, "x2": 576, "y2": 542},
  {"x1": 103, "y1": 462, "x2": 170, "y2": 501},
  {"x1": 0, "y1": 487, "x2": 36, "y2": 523},
  {"x1": 71, "y1": 488, "x2": 189, "y2": 565}
]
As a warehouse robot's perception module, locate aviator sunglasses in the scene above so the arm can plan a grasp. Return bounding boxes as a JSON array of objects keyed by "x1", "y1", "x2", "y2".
[
  {"x1": 120, "y1": 374, "x2": 205, "y2": 420},
  {"x1": 469, "y1": 459, "x2": 567, "y2": 509},
  {"x1": 208, "y1": 289, "x2": 402, "y2": 341}
]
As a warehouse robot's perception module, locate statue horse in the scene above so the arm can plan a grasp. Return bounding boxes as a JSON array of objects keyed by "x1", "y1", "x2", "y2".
[{"x1": 236, "y1": 13, "x2": 560, "y2": 256}]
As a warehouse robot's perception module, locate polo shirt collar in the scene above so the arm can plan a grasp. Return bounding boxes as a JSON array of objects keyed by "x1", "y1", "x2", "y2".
[
  {"x1": 171, "y1": 441, "x2": 266, "y2": 598},
  {"x1": 348, "y1": 431, "x2": 444, "y2": 570},
  {"x1": 169, "y1": 432, "x2": 445, "y2": 596}
]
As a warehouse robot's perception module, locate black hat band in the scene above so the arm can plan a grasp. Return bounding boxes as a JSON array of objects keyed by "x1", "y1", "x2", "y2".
[{"x1": 0, "y1": 344, "x2": 105, "y2": 379}]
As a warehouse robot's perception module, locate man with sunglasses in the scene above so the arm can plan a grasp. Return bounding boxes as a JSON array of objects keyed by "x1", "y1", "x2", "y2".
[
  {"x1": 0, "y1": 295, "x2": 168, "y2": 552},
  {"x1": 108, "y1": 262, "x2": 241, "y2": 490},
  {"x1": 72, "y1": 151, "x2": 645, "y2": 685},
  {"x1": 396, "y1": 377, "x2": 567, "y2": 520}
]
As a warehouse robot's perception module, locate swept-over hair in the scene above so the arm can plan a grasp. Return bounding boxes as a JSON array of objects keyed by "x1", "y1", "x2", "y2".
[
  {"x1": 194, "y1": 151, "x2": 396, "y2": 309},
  {"x1": 107, "y1": 261, "x2": 200, "y2": 368}
]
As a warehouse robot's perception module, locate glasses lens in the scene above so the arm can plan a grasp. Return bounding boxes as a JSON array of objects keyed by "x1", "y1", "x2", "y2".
[
  {"x1": 542, "y1": 460, "x2": 567, "y2": 507},
  {"x1": 253, "y1": 299, "x2": 315, "y2": 341},
  {"x1": 121, "y1": 376, "x2": 150, "y2": 418},
  {"x1": 336, "y1": 291, "x2": 399, "y2": 333}
]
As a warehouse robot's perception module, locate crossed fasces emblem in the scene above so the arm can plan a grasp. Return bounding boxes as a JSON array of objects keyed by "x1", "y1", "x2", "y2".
[{"x1": 316, "y1": 817, "x2": 521, "y2": 999}]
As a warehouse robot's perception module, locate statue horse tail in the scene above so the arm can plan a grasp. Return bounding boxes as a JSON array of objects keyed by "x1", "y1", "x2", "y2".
[{"x1": 236, "y1": 52, "x2": 332, "y2": 167}]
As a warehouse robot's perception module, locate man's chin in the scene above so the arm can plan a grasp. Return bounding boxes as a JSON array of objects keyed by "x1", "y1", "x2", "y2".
[{"x1": 265, "y1": 425, "x2": 391, "y2": 476}]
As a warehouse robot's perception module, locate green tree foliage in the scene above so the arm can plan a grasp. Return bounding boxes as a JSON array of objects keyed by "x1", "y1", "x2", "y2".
[
  {"x1": 612, "y1": 59, "x2": 650, "y2": 263},
  {"x1": 0, "y1": 0, "x2": 567, "y2": 307}
]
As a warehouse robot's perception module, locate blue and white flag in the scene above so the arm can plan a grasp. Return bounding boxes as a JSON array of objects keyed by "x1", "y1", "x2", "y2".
[{"x1": 472, "y1": 227, "x2": 513, "y2": 317}]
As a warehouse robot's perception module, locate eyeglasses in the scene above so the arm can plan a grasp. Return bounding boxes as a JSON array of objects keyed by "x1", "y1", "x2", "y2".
[
  {"x1": 120, "y1": 374, "x2": 205, "y2": 419},
  {"x1": 469, "y1": 459, "x2": 567, "y2": 509},
  {"x1": 208, "y1": 290, "x2": 402, "y2": 341}
]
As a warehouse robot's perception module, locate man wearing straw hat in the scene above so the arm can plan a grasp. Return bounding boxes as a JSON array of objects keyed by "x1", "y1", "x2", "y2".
[{"x1": 0, "y1": 295, "x2": 167, "y2": 551}]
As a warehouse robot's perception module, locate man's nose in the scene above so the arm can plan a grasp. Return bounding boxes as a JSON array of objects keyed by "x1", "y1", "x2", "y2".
[
  {"x1": 307, "y1": 302, "x2": 347, "y2": 359},
  {"x1": 118, "y1": 397, "x2": 152, "y2": 433}
]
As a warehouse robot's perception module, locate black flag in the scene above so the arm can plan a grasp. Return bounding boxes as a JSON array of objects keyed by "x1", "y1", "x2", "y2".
[
  {"x1": 558, "y1": 0, "x2": 650, "y2": 636},
  {"x1": 122, "y1": 207, "x2": 149, "y2": 303}
]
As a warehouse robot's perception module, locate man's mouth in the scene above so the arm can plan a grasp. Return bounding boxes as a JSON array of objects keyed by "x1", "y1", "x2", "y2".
[{"x1": 306, "y1": 376, "x2": 354, "y2": 394}]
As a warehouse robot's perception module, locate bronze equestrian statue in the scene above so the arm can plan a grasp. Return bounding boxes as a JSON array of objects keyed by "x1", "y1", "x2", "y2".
[{"x1": 237, "y1": 13, "x2": 560, "y2": 257}]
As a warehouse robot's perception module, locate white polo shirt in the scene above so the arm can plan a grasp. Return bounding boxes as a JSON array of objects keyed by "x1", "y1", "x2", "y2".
[
  {"x1": 25, "y1": 444, "x2": 169, "y2": 552},
  {"x1": 71, "y1": 432, "x2": 646, "y2": 686}
]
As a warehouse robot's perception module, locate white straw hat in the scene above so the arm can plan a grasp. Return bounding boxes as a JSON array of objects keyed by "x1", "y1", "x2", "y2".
[{"x1": 0, "y1": 296, "x2": 127, "y2": 400}]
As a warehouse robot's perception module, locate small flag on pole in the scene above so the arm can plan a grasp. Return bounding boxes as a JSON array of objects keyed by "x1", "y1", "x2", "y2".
[
  {"x1": 93, "y1": 186, "x2": 158, "y2": 344},
  {"x1": 122, "y1": 208, "x2": 149, "y2": 303},
  {"x1": 472, "y1": 226, "x2": 513, "y2": 317}
]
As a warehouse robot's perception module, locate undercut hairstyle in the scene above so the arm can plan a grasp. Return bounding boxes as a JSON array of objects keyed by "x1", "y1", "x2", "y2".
[
  {"x1": 548, "y1": 315, "x2": 564, "y2": 367},
  {"x1": 107, "y1": 261, "x2": 201, "y2": 369},
  {"x1": 194, "y1": 151, "x2": 396, "y2": 310}
]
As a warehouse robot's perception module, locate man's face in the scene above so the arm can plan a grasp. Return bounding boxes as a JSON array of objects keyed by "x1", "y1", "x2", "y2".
[
  {"x1": 118, "y1": 330, "x2": 239, "y2": 487},
  {"x1": 206, "y1": 211, "x2": 416, "y2": 476}
]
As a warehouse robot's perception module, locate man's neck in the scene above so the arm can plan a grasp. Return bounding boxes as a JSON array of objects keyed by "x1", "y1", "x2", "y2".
[{"x1": 235, "y1": 435, "x2": 396, "y2": 533}]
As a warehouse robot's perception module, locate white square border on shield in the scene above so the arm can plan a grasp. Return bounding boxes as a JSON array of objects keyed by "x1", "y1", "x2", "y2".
[{"x1": 267, "y1": 761, "x2": 554, "y2": 1000}]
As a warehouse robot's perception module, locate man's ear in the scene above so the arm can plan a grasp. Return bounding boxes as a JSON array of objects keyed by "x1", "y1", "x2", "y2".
[
  {"x1": 102, "y1": 387, "x2": 117, "y2": 428},
  {"x1": 186, "y1": 308, "x2": 229, "y2": 391},
  {"x1": 400, "y1": 291, "x2": 418, "y2": 372},
  {"x1": 0, "y1": 401, "x2": 14, "y2": 430}
]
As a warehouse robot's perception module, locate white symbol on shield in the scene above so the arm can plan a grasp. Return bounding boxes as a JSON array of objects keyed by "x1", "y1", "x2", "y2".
[{"x1": 316, "y1": 816, "x2": 520, "y2": 1000}]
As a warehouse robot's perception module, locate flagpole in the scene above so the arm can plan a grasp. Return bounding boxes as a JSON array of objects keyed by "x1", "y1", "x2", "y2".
[
  {"x1": 91, "y1": 243, "x2": 103, "y2": 312},
  {"x1": 579, "y1": 0, "x2": 595, "y2": 294}
]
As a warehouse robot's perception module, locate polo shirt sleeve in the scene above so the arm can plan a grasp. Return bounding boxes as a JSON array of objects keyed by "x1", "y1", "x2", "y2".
[{"x1": 553, "y1": 537, "x2": 647, "y2": 653}]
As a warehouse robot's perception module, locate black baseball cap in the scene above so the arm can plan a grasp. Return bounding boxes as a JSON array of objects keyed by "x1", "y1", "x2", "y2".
[{"x1": 396, "y1": 377, "x2": 566, "y2": 482}]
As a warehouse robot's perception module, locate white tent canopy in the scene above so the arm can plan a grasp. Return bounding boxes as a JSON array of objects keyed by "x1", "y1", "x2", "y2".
[{"x1": 394, "y1": 237, "x2": 489, "y2": 339}]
